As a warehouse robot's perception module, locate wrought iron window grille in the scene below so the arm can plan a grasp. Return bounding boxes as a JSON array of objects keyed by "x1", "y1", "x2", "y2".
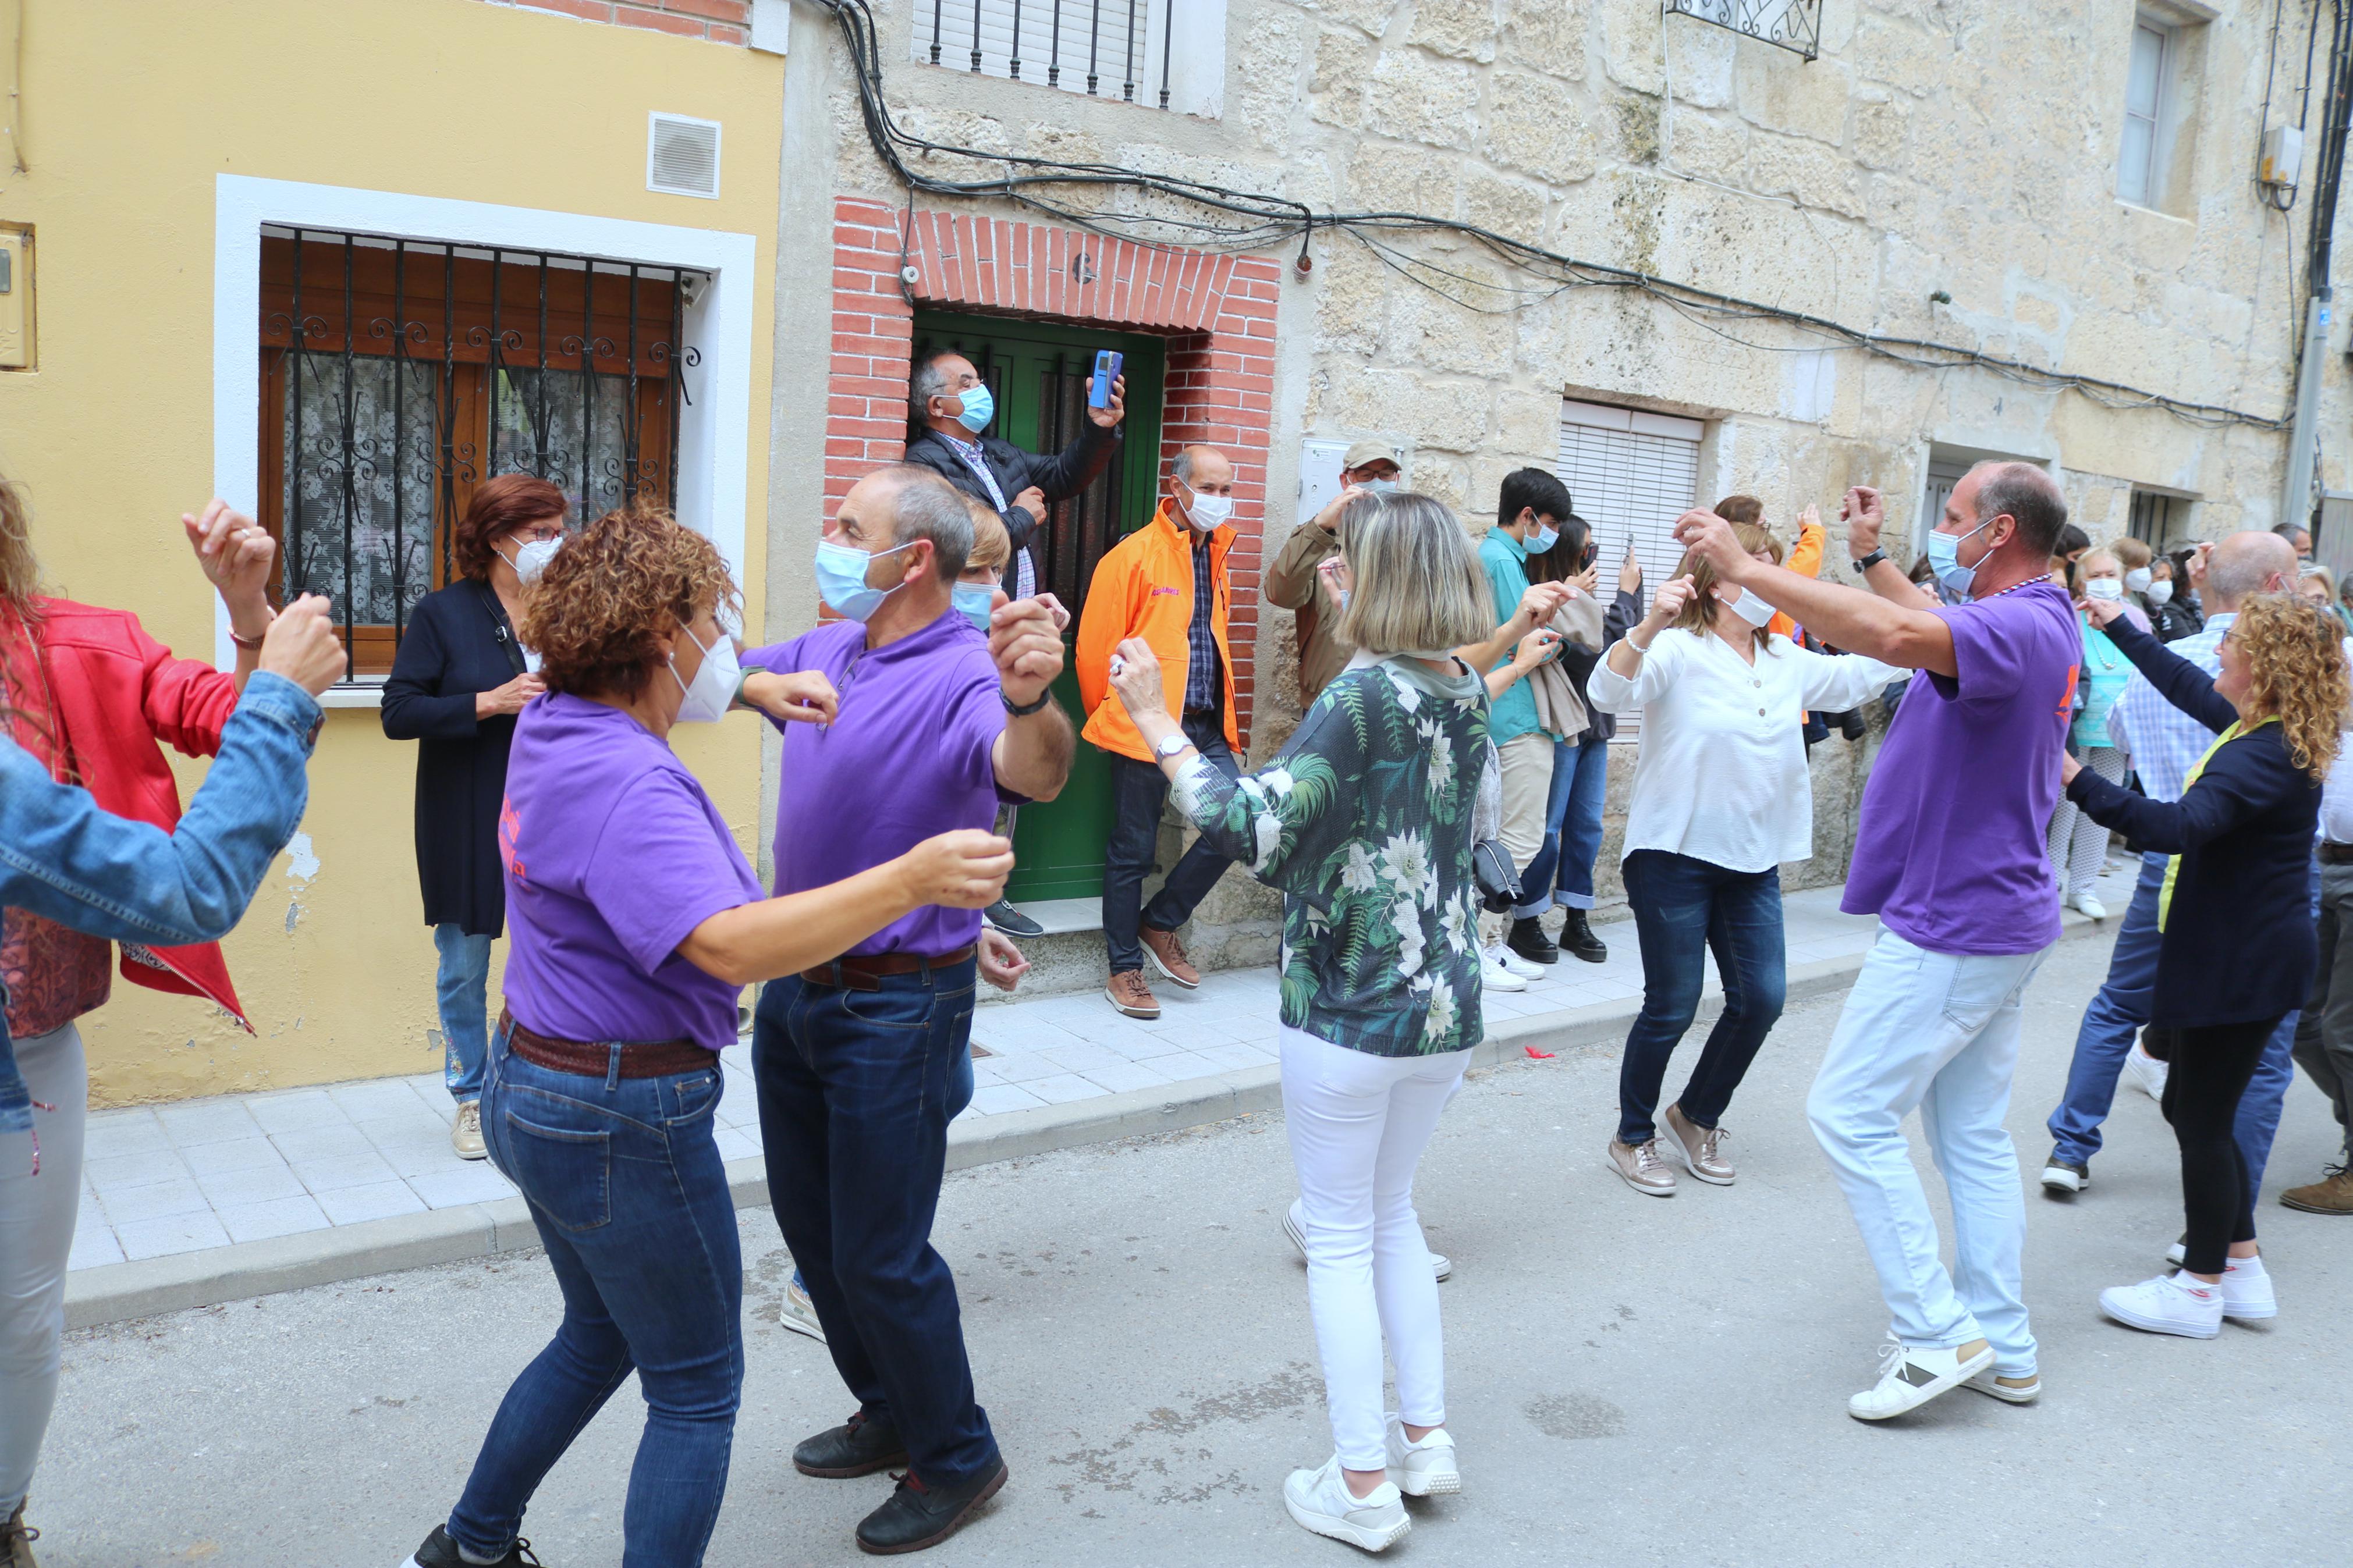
[
  {"x1": 922, "y1": 0, "x2": 1176, "y2": 108},
  {"x1": 1664, "y1": 0, "x2": 1823, "y2": 62},
  {"x1": 257, "y1": 226, "x2": 704, "y2": 680}
]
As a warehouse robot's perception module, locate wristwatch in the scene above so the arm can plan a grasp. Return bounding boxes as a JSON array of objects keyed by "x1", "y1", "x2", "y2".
[
  {"x1": 1154, "y1": 731, "x2": 1191, "y2": 759},
  {"x1": 1853, "y1": 547, "x2": 1889, "y2": 572},
  {"x1": 1000, "y1": 687, "x2": 1053, "y2": 717}
]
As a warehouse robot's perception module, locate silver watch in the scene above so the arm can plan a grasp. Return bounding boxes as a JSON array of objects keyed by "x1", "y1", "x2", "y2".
[{"x1": 1155, "y1": 731, "x2": 1191, "y2": 759}]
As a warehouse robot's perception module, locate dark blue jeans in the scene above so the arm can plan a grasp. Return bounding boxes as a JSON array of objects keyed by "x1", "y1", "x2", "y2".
[
  {"x1": 449, "y1": 1023, "x2": 743, "y2": 1568},
  {"x1": 1533, "y1": 735, "x2": 1610, "y2": 911},
  {"x1": 754, "y1": 958, "x2": 999, "y2": 1487},
  {"x1": 1618, "y1": 850, "x2": 1787, "y2": 1144},
  {"x1": 1102, "y1": 708, "x2": 1240, "y2": 973}
]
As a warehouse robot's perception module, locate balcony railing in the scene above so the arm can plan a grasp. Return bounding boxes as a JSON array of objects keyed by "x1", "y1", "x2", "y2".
[
  {"x1": 1665, "y1": 0, "x2": 1823, "y2": 61},
  {"x1": 914, "y1": 0, "x2": 1220, "y2": 115}
]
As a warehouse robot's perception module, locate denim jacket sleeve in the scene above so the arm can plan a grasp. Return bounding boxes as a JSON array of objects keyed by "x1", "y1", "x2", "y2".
[{"x1": 0, "y1": 670, "x2": 320, "y2": 947}]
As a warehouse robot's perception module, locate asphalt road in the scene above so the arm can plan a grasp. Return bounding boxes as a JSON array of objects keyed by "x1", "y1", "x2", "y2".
[{"x1": 37, "y1": 930, "x2": 2353, "y2": 1567}]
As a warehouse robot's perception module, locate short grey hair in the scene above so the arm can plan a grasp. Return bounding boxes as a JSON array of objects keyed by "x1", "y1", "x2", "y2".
[
  {"x1": 1969, "y1": 461, "x2": 2067, "y2": 556},
  {"x1": 2208, "y1": 529, "x2": 2299, "y2": 611},
  {"x1": 909, "y1": 352, "x2": 960, "y2": 415},
  {"x1": 1170, "y1": 444, "x2": 1224, "y2": 486},
  {"x1": 872, "y1": 463, "x2": 973, "y2": 580},
  {"x1": 1334, "y1": 493, "x2": 1493, "y2": 656}
]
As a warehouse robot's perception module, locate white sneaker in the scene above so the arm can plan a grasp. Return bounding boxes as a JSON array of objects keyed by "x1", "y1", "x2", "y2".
[
  {"x1": 1383, "y1": 1414, "x2": 1460, "y2": 1496},
  {"x1": 1285, "y1": 1199, "x2": 1452, "y2": 1282},
  {"x1": 2039, "y1": 1155, "x2": 2088, "y2": 1194},
  {"x1": 1964, "y1": 1367, "x2": 2042, "y2": 1404},
  {"x1": 2220, "y1": 1256, "x2": 2277, "y2": 1321},
  {"x1": 1477, "y1": 948, "x2": 1527, "y2": 992},
  {"x1": 2072, "y1": 891, "x2": 2107, "y2": 920},
  {"x1": 1846, "y1": 1336, "x2": 1994, "y2": 1421},
  {"x1": 2099, "y1": 1272, "x2": 2223, "y2": 1339},
  {"x1": 1283, "y1": 1455, "x2": 1410, "y2": 1552},
  {"x1": 780, "y1": 1276, "x2": 828, "y2": 1343},
  {"x1": 1490, "y1": 941, "x2": 1545, "y2": 982},
  {"x1": 2125, "y1": 1042, "x2": 2169, "y2": 1101},
  {"x1": 450, "y1": 1101, "x2": 487, "y2": 1161}
]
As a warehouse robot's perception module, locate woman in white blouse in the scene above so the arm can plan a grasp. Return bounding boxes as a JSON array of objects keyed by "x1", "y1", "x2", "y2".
[{"x1": 1586, "y1": 521, "x2": 1898, "y2": 1196}]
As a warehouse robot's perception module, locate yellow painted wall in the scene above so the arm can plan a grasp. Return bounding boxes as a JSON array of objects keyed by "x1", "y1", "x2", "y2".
[{"x1": 0, "y1": 0, "x2": 784, "y2": 1105}]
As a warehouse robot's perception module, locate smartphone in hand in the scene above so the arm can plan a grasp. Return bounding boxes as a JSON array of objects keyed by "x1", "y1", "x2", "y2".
[{"x1": 1090, "y1": 350, "x2": 1123, "y2": 408}]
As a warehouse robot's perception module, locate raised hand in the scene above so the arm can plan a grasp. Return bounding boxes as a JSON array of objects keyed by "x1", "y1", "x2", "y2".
[
  {"x1": 1618, "y1": 542, "x2": 1644, "y2": 596},
  {"x1": 1086, "y1": 372, "x2": 1127, "y2": 429},
  {"x1": 1642, "y1": 574, "x2": 1698, "y2": 632},
  {"x1": 989, "y1": 596, "x2": 1065, "y2": 707},
  {"x1": 2079, "y1": 593, "x2": 2127, "y2": 631},
  {"x1": 897, "y1": 829, "x2": 1016, "y2": 910},
  {"x1": 258, "y1": 594, "x2": 348, "y2": 697},
  {"x1": 184, "y1": 500, "x2": 276, "y2": 641},
  {"x1": 1840, "y1": 488, "x2": 1885, "y2": 559},
  {"x1": 1517, "y1": 580, "x2": 1572, "y2": 627},
  {"x1": 1670, "y1": 509, "x2": 1750, "y2": 583},
  {"x1": 740, "y1": 669, "x2": 839, "y2": 725}
]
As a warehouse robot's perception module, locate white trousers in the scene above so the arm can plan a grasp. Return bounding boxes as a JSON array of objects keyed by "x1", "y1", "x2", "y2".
[
  {"x1": 1280, "y1": 1027, "x2": 1468, "y2": 1470},
  {"x1": 0, "y1": 1024, "x2": 85, "y2": 1516},
  {"x1": 1806, "y1": 933, "x2": 2049, "y2": 1375}
]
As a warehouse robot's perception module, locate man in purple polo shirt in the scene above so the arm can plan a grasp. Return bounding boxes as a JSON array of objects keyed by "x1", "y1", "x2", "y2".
[
  {"x1": 740, "y1": 464, "x2": 1073, "y2": 1555},
  {"x1": 1674, "y1": 461, "x2": 2077, "y2": 1423}
]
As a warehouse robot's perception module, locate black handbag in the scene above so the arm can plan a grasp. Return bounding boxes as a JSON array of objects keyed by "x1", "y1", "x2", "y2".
[{"x1": 1472, "y1": 837, "x2": 1524, "y2": 915}]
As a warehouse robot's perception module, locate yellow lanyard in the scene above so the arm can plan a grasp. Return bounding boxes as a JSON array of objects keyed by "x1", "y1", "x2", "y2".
[{"x1": 2157, "y1": 715, "x2": 2276, "y2": 931}]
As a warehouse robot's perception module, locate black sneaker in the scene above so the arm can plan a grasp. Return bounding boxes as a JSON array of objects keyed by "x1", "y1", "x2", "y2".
[
  {"x1": 982, "y1": 898, "x2": 1044, "y2": 938},
  {"x1": 404, "y1": 1525, "x2": 541, "y2": 1567},
  {"x1": 795, "y1": 1410, "x2": 912, "y2": 1479},
  {"x1": 1559, "y1": 909, "x2": 1607, "y2": 964},
  {"x1": 855, "y1": 1459, "x2": 1009, "y2": 1555},
  {"x1": 1506, "y1": 916, "x2": 1559, "y2": 965}
]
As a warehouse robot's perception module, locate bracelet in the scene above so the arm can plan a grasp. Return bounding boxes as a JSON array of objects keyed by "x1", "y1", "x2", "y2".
[
  {"x1": 1001, "y1": 687, "x2": 1053, "y2": 717},
  {"x1": 730, "y1": 670, "x2": 756, "y2": 709},
  {"x1": 1854, "y1": 548, "x2": 1888, "y2": 573},
  {"x1": 229, "y1": 612, "x2": 275, "y2": 652}
]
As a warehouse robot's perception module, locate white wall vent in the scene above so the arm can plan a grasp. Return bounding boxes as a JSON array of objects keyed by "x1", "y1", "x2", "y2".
[{"x1": 647, "y1": 113, "x2": 722, "y2": 200}]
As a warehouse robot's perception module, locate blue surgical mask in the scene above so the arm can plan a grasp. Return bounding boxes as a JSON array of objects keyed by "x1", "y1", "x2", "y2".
[
  {"x1": 814, "y1": 538, "x2": 914, "y2": 623},
  {"x1": 1527, "y1": 522, "x2": 1560, "y2": 554},
  {"x1": 952, "y1": 382, "x2": 994, "y2": 435},
  {"x1": 1364, "y1": 478, "x2": 1400, "y2": 495},
  {"x1": 952, "y1": 581, "x2": 997, "y2": 632},
  {"x1": 1925, "y1": 517, "x2": 1994, "y2": 598}
]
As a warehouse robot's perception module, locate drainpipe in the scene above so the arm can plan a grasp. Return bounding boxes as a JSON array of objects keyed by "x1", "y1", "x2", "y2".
[{"x1": 2283, "y1": 0, "x2": 2353, "y2": 529}]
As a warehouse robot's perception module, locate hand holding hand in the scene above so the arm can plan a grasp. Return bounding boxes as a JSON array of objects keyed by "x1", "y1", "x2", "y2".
[
  {"x1": 1108, "y1": 636, "x2": 1166, "y2": 717},
  {"x1": 1034, "y1": 591, "x2": 1072, "y2": 634},
  {"x1": 1012, "y1": 486, "x2": 1048, "y2": 525},
  {"x1": 1841, "y1": 488, "x2": 1885, "y2": 558},
  {"x1": 258, "y1": 594, "x2": 347, "y2": 697},
  {"x1": 990, "y1": 596, "x2": 1064, "y2": 706},
  {"x1": 475, "y1": 672, "x2": 546, "y2": 720},
  {"x1": 1618, "y1": 543, "x2": 1644, "y2": 596},
  {"x1": 1512, "y1": 627, "x2": 1562, "y2": 671},
  {"x1": 184, "y1": 500, "x2": 276, "y2": 638},
  {"x1": 741, "y1": 669, "x2": 838, "y2": 725},
  {"x1": 978, "y1": 927, "x2": 1031, "y2": 992},
  {"x1": 897, "y1": 830, "x2": 1015, "y2": 911},
  {"x1": 1086, "y1": 373, "x2": 1127, "y2": 429}
]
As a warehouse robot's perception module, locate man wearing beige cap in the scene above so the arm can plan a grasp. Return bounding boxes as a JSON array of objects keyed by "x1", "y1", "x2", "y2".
[{"x1": 1264, "y1": 440, "x2": 1403, "y2": 709}]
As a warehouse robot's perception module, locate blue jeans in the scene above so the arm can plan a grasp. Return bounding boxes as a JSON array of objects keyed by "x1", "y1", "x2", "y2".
[
  {"x1": 2048, "y1": 852, "x2": 2307, "y2": 1194},
  {"x1": 449, "y1": 1023, "x2": 743, "y2": 1567},
  {"x1": 1618, "y1": 851, "x2": 1787, "y2": 1144},
  {"x1": 434, "y1": 924, "x2": 493, "y2": 1104},
  {"x1": 753, "y1": 958, "x2": 998, "y2": 1487},
  {"x1": 792, "y1": 1045, "x2": 974, "y2": 1296},
  {"x1": 1536, "y1": 735, "x2": 1609, "y2": 912}
]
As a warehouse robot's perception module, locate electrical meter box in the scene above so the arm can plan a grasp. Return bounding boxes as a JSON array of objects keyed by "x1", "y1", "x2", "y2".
[
  {"x1": 2262, "y1": 125, "x2": 2305, "y2": 191},
  {"x1": 0, "y1": 226, "x2": 31, "y2": 370}
]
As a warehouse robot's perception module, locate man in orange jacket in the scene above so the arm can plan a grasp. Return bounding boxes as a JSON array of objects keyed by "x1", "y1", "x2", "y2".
[{"x1": 1076, "y1": 445, "x2": 1243, "y2": 1019}]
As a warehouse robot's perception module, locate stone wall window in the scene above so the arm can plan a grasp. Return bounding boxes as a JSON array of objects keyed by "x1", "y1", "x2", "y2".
[
  {"x1": 912, "y1": 0, "x2": 1225, "y2": 117},
  {"x1": 2117, "y1": 6, "x2": 2209, "y2": 215}
]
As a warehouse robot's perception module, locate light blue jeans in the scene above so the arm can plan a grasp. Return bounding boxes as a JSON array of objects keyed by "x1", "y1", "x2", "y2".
[
  {"x1": 1809, "y1": 931, "x2": 2050, "y2": 1376},
  {"x1": 434, "y1": 925, "x2": 494, "y2": 1105}
]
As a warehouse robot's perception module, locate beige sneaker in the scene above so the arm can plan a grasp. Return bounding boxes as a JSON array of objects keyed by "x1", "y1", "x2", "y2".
[
  {"x1": 1140, "y1": 925, "x2": 1201, "y2": 989},
  {"x1": 450, "y1": 1100, "x2": 487, "y2": 1161},
  {"x1": 3, "y1": 1498, "x2": 37, "y2": 1568},
  {"x1": 1606, "y1": 1137, "x2": 1676, "y2": 1196},
  {"x1": 1105, "y1": 969, "x2": 1162, "y2": 1020},
  {"x1": 1659, "y1": 1103, "x2": 1734, "y2": 1185}
]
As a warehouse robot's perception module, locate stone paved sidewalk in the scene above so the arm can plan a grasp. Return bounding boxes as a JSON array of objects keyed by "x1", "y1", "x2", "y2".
[{"x1": 68, "y1": 872, "x2": 2124, "y2": 1276}]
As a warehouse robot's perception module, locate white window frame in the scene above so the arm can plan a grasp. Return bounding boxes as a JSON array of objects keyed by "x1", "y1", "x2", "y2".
[
  {"x1": 211, "y1": 175, "x2": 757, "y2": 701},
  {"x1": 2118, "y1": 14, "x2": 2174, "y2": 209}
]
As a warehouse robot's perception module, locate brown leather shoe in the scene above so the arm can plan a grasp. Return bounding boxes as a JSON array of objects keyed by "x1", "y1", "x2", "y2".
[
  {"x1": 3, "y1": 1498, "x2": 38, "y2": 1568},
  {"x1": 2281, "y1": 1165, "x2": 2353, "y2": 1215},
  {"x1": 1139, "y1": 926, "x2": 1201, "y2": 989},
  {"x1": 1105, "y1": 969, "x2": 1161, "y2": 1019}
]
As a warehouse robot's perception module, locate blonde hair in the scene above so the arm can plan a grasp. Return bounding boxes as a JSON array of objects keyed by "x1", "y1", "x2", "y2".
[
  {"x1": 2230, "y1": 593, "x2": 2348, "y2": 783},
  {"x1": 2112, "y1": 536, "x2": 2153, "y2": 572},
  {"x1": 0, "y1": 471, "x2": 38, "y2": 616},
  {"x1": 1671, "y1": 521, "x2": 1783, "y2": 650},
  {"x1": 962, "y1": 497, "x2": 1010, "y2": 577},
  {"x1": 1335, "y1": 493, "x2": 1493, "y2": 656}
]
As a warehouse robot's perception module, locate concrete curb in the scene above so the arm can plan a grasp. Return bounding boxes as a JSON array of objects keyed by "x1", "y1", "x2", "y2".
[{"x1": 65, "y1": 908, "x2": 2108, "y2": 1329}]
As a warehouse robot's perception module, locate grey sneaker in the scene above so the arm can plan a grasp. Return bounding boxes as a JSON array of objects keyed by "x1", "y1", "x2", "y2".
[
  {"x1": 450, "y1": 1101, "x2": 487, "y2": 1161},
  {"x1": 1659, "y1": 1104, "x2": 1734, "y2": 1185},
  {"x1": 1606, "y1": 1137, "x2": 1677, "y2": 1196}
]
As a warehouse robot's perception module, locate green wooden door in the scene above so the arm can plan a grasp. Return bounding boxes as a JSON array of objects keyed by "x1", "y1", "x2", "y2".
[{"x1": 911, "y1": 311, "x2": 1165, "y2": 902}]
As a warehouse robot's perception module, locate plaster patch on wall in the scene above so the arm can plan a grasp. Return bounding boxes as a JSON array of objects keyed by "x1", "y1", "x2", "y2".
[{"x1": 284, "y1": 831, "x2": 319, "y2": 933}]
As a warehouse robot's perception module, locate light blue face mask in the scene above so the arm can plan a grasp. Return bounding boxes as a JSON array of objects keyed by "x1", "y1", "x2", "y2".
[
  {"x1": 952, "y1": 580, "x2": 997, "y2": 632},
  {"x1": 1362, "y1": 478, "x2": 1400, "y2": 495},
  {"x1": 814, "y1": 538, "x2": 914, "y2": 623},
  {"x1": 1925, "y1": 517, "x2": 1995, "y2": 598},
  {"x1": 951, "y1": 382, "x2": 994, "y2": 435},
  {"x1": 1526, "y1": 522, "x2": 1560, "y2": 554}
]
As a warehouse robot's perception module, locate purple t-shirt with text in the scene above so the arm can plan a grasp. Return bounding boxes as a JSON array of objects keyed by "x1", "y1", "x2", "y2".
[
  {"x1": 1843, "y1": 579, "x2": 2079, "y2": 955},
  {"x1": 499, "y1": 694, "x2": 762, "y2": 1048},
  {"x1": 746, "y1": 609, "x2": 1011, "y2": 958}
]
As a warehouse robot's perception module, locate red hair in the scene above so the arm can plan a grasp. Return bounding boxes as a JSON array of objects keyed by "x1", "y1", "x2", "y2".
[{"x1": 455, "y1": 474, "x2": 568, "y2": 581}]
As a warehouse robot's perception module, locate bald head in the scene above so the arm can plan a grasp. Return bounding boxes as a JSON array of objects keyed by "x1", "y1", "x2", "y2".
[
  {"x1": 1170, "y1": 445, "x2": 1231, "y2": 489},
  {"x1": 2206, "y1": 531, "x2": 2298, "y2": 613}
]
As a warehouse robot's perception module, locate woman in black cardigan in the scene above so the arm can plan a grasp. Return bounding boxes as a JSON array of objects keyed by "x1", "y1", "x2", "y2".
[
  {"x1": 2064, "y1": 592, "x2": 2346, "y2": 1338},
  {"x1": 381, "y1": 475, "x2": 566, "y2": 1160}
]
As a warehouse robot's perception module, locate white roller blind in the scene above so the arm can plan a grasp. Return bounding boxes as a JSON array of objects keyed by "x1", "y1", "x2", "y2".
[{"x1": 1556, "y1": 400, "x2": 1704, "y2": 742}]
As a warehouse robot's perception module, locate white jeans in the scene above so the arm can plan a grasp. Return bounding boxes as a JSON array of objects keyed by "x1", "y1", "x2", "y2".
[
  {"x1": 1280, "y1": 1026, "x2": 1468, "y2": 1470},
  {"x1": 0, "y1": 1024, "x2": 85, "y2": 1516},
  {"x1": 1807, "y1": 933, "x2": 2048, "y2": 1376}
]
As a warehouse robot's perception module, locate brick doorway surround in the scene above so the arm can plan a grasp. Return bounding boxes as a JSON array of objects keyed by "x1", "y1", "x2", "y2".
[{"x1": 826, "y1": 197, "x2": 1281, "y2": 746}]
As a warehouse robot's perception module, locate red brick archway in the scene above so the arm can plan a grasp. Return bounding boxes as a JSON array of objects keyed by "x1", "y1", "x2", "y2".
[{"x1": 826, "y1": 197, "x2": 1281, "y2": 745}]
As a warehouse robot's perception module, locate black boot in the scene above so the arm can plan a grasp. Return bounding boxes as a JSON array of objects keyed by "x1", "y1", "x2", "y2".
[
  {"x1": 1507, "y1": 915, "x2": 1559, "y2": 965},
  {"x1": 1559, "y1": 909, "x2": 1607, "y2": 963},
  {"x1": 1837, "y1": 708, "x2": 1868, "y2": 742},
  {"x1": 796, "y1": 1409, "x2": 912, "y2": 1478},
  {"x1": 855, "y1": 1459, "x2": 1009, "y2": 1555}
]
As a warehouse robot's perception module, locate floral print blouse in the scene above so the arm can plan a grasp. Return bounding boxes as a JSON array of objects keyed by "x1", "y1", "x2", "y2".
[{"x1": 1169, "y1": 652, "x2": 1496, "y2": 1057}]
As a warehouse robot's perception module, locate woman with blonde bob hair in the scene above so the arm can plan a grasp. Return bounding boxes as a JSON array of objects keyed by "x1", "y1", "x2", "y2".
[
  {"x1": 1106, "y1": 492, "x2": 1501, "y2": 1552},
  {"x1": 1584, "y1": 520, "x2": 1898, "y2": 1196},
  {"x1": 2067, "y1": 590, "x2": 2347, "y2": 1340}
]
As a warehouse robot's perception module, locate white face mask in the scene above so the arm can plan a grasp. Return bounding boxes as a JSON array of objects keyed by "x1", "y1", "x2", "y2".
[
  {"x1": 2085, "y1": 576, "x2": 2124, "y2": 602},
  {"x1": 2145, "y1": 578, "x2": 2175, "y2": 606},
  {"x1": 499, "y1": 535, "x2": 562, "y2": 584},
  {"x1": 2123, "y1": 566, "x2": 2153, "y2": 594},
  {"x1": 1717, "y1": 584, "x2": 1777, "y2": 630},
  {"x1": 1180, "y1": 481, "x2": 1233, "y2": 532},
  {"x1": 668, "y1": 621, "x2": 741, "y2": 724}
]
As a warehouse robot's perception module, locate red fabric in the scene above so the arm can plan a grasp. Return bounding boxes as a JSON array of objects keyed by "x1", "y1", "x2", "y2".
[{"x1": 1, "y1": 599, "x2": 253, "y2": 1030}]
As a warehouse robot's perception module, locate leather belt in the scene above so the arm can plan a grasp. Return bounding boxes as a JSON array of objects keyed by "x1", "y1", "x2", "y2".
[
  {"x1": 798, "y1": 944, "x2": 977, "y2": 992},
  {"x1": 500, "y1": 1012, "x2": 712, "y2": 1078},
  {"x1": 2320, "y1": 841, "x2": 2353, "y2": 866}
]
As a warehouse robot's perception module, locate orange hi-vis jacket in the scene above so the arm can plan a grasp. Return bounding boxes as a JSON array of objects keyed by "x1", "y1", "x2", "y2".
[
  {"x1": 1076, "y1": 497, "x2": 1242, "y2": 764},
  {"x1": 1765, "y1": 515, "x2": 1825, "y2": 643}
]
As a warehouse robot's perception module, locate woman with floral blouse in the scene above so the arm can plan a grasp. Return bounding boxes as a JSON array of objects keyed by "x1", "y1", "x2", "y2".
[{"x1": 1109, "y1": 491, "x2": 1496, "y2": 1555}]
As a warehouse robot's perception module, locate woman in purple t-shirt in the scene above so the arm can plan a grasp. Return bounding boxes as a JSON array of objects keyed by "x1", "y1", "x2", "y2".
[{"x1": 400, "y1": 507, "x2": 1014, "y2": 1568}]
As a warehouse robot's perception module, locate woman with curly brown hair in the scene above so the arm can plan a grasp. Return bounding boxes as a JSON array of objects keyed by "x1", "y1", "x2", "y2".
[
  {"x1": 2064, "y1": 591, "x2": 2348, "y2": 1339},
  {"x1": 402, "y1": 504, "x2": 1013, "y2": 1568}
]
